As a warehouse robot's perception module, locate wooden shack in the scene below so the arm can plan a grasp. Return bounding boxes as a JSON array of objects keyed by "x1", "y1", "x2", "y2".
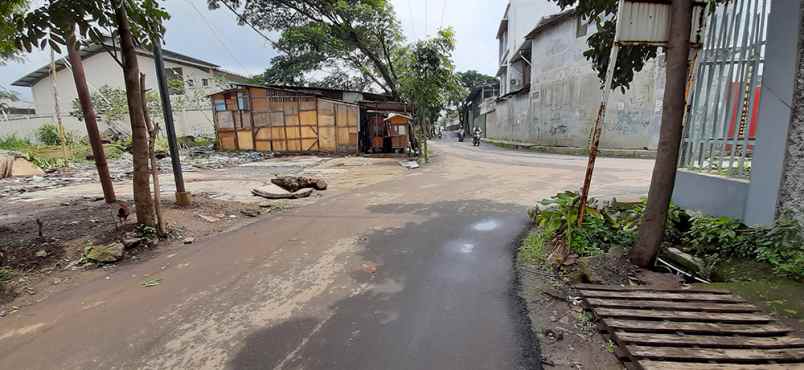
[
  {"x1": 210, "y1": 85, "x2": 360, "y2": 154},
  {"x1": 385, "y1": 113, "x2": 412, "y2": 153}
]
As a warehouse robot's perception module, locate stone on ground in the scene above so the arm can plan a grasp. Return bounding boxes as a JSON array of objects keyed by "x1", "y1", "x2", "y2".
[{"x1": 84, "y1": 243, "x2": 125, "y2": 263}]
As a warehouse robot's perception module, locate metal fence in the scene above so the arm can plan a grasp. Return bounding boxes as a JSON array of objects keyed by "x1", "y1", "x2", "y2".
[{"x1": 679, "y1": 0, "x2": 769, "y2": 178}]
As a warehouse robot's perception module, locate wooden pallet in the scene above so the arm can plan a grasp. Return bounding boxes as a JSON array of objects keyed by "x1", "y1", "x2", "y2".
[{"x1": 575, "y1": 284, "x2": 804, "y2": 370}]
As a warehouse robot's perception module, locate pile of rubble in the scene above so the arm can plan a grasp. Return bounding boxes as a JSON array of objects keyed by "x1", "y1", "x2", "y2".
[{"x1": 0, "y1": 148, "x2": 271, "y2": 200}]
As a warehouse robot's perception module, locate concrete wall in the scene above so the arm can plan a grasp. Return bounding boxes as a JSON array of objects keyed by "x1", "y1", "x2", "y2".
[
  {"x1": 0, "y1": 109, "x2": 216, "y2": 143},
  {"x1": 776, "y1": 2, "x2": 804, "y2": 226},
  {"x1": 29, "y1": 52, "x2": 229, "y2": 116},
  {"x1": 743, "y1": 0, "x2": 802, "y2": 226},
  {"x1": 672, "y1": 170, "x2": 750, "y2": 220},
  {"x1": 488, "y1": 15, "x2": 662, "y2": 150},
  {"x1": 673, "y1": 0, "x2": 802, "y2": 226}
]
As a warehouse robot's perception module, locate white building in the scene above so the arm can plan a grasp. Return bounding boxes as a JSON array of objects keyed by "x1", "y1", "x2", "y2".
[
  {"x1": 496, "y1": 1, "x2": 554, "y2": 96},
  {"x1": 2, "y1": 38, "x2": 249, "y2": 140},
  {"x1": 12, "y1": 38, "x2": 247, "y2": 116}
]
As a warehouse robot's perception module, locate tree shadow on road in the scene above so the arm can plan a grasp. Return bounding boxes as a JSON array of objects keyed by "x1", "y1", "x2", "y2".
[{"x1": 229, "y1": 200, "x2": 542, "y2": 370}]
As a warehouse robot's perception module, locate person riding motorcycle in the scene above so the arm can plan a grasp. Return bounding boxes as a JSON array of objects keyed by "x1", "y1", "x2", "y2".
[{"x1": 472, "y1": 127, "x2": 482, "y2": 146}]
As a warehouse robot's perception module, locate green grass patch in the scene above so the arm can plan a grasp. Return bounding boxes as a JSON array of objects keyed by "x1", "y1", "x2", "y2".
[
  {"x1": 519, "y1": 230, "x2": 548, "y2": 264},
  {"x1": 0, "y1": 268, "x2": 14, "y2": 282},
  {"x1": 709, "y1": 278, "x2": 804, "y2": 324},
  {"x1": 0, "y1": 133, "x2": 94, "y2": 169},
  {"x1": 0, "y1": 134, "x2": 33, "y2": 151}
]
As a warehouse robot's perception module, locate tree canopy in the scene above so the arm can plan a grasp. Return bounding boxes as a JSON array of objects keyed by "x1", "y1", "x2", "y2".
[
  {"x1": 210, "y1": 0, "x2": 405, "y2": 98},
  {"x1": 13, "y1": 0, "x2": 169, "y2": 55},
  {"x1": 399, "y1": 28, "x2": 462, "y2": 124},
  {"x1": 457, "y1": 70, "x2": 498, "y2": 91},
  {"x1": 1, "y1": 0, "x2": 28, "y2": 63}
]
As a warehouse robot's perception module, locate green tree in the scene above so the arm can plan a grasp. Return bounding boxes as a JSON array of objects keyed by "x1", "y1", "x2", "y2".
[
  {"x1": 457, "y1": 70, "x2": 497, "y2": 91},
  {"x1": 69, "y1": 85, "x2": 161, "y2": 129},
  {"x1": 0, "y1": 0, "x2": 27, "y2": 63},
  {"x1": 210, "y1": 0, "x2": 406, "y2": 98},
  {"x1": 455, "y1": 70, "x2": 497, "y2": 126},
  {"x1": 0, "y1": 90, "x2": 19, "y2": 112},
  {"x1": 13, "y1": 0, "x2": 170, "y2": 227},
  {"x1": 399, "y1": 28, "x2": 462, "y2": 161}
]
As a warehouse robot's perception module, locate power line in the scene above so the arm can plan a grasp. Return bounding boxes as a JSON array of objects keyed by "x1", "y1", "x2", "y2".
[
  {"x1": 440, "y1": 0, "x2": 447, "y2": 30},
  {"x1": 218, "y1": 1, "x2": 287, "y2": 54},
  {"x1": 408, "y1": 0, "x2": 417, "y2": 39},
  {"x1": 182, "y1": 0, "x2": 249, "y2": 73},
  {"x1": 424, "y1": 0, "x2": 429, "y2": 37}
]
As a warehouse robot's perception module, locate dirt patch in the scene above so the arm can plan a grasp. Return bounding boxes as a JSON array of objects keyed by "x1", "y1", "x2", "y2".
[
  {"x1": 517, "y1": 238, "x2": 685, "y2": 369},
  {"x1": 0, "y1": 193, "x2": 272, "y2": 310},
  {"x1": 518, "y1": 261, "x2": 624, "y2": 370}
]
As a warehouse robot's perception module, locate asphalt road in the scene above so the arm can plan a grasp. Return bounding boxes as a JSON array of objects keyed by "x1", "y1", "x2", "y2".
[{"x1": 0, "y1": 139, "x2": 653, "y2": 370}]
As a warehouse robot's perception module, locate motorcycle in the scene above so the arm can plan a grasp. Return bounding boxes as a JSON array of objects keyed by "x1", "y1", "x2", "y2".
[{"x1": 472, "y1": 132, "x2": 481, "y2": 146}]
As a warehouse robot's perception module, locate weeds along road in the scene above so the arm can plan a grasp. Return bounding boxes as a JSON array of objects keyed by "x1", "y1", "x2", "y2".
[{"x1": 0, "y1": 140, "x2": 653, "y2": 370}]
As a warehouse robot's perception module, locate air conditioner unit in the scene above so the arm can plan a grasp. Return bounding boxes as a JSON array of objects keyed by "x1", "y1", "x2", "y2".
[{"x1": 510, "y1": 79, "x2": 519, "y2": 86}]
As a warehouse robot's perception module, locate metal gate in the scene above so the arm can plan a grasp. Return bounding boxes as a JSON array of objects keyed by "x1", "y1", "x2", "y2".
[{"x1": 680, "y1": 0, "x2": 769, "y2": 178}]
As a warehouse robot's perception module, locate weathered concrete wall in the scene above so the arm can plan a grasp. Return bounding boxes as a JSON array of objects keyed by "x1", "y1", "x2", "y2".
[
  {"x1": 487, "y1": 16, "x2": 663, "y2": 150},
  {"x1": 776, "y1": 2, "x2": 804, "y2": 225},
  {"x1": 672, "y1": 170, "x2": 749, "y2": 221}
]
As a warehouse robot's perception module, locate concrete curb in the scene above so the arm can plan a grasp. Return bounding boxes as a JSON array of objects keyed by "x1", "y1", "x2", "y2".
[{"x1": 482, "y1": 138, "x2": 657, "y2": 159}]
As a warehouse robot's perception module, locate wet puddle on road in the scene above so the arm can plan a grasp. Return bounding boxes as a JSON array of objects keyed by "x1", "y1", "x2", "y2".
[{"x1": 472, "y1": 219, "x2": 499, "y2": 231}]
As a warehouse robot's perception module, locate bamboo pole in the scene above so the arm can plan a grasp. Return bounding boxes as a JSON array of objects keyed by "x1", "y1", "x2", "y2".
[{"x1": 49, "y1": 45, "x2": 69, "y2": 166}]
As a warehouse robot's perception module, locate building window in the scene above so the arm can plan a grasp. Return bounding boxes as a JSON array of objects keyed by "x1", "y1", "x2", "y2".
[
  {"x1": 576, "y1": 17, "x2": 589, "y2": 38},
  {"x1": 213, "y1": 99, "x2": 226, "y2": 112},
  {"x1": 202, "y1": 78, "x2": 209, "y2": 87},
  {"x1": 165, "y1": 67, "x2": 184, "y2": 95},
  {"x1": 187, "y1": 79, "x2": 195, "y2": 87},
  {"x1": 237, "y1": 92, "x2": 250, "y2": 110}
]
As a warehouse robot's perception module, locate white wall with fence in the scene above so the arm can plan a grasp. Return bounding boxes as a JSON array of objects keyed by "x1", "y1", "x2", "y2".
[
  {"x1": 673, "y1": 0, "x2": 801, "y2": 226},
  {"x1": 0, "y1": 109, "x2": 216, "y2": 143}
]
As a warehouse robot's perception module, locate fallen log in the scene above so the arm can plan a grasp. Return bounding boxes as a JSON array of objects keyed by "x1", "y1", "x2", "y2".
[
  {"x1": 271, "y1": 176, "x2": 328, "y2": 192},
  {"x1": 252, "y1": 185, "x2": 314, "y2": 200}
]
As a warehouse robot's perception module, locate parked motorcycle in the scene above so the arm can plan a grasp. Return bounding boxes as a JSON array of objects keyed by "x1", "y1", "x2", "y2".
[{"x1": 472, "y1": 132, "x2": 481, "y2": 147}]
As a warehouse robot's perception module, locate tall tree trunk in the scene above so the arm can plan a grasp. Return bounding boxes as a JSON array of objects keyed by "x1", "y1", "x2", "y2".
[
  {"x1": 115, "y1": 1, "x2": 155, "y2": 226},
  {"x1": 630, "y1": 0, "x2": 693, "y2": 267},
  {"x1": 141, "y1": 74, "x2": 165, "y2": 236},
  {"x1": 66, "y1": 27, "x2": 116, "y2": 204}
]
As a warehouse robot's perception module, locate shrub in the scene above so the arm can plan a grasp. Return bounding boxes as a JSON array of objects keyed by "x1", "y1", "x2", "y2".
[
  {"x1": 750, "y1": 217, "x2": 804, "y2": 280},
  {"x1": 0, "y1": 134, "x2": 32, "y2": 150},
  {"x1": 37, "y1": 123, "x2": 73, "y2": 145},
  {"x1": 680, "y1": 214, "x2": 804, "y2": 281},
  {"x1": 683, "y1": 215, "x2": 750, "y2": 257},
  {"x1": 531, "y1": 192, "x2": 639, "y2": 257}
]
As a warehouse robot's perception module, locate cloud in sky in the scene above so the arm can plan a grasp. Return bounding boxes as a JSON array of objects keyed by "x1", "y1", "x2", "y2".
[{"x1": 0, "y1": 0, "x2": 560, "y2": 100}]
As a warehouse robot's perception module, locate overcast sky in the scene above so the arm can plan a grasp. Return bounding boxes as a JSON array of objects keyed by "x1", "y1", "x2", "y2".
[{"x1": 0, "y1": 0, "x2": 559, "y2": 101}]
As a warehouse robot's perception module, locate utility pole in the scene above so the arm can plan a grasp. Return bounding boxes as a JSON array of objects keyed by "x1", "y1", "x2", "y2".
[
  {"x1": 152, "y1": 38, "x2": 191, "y2": 206},
  {"x1": 66, "y1": 27, "x2": 116, "y2": 203},
  {"x1": 631, "y1": 0, "x2": 694, "y2": 267}
]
